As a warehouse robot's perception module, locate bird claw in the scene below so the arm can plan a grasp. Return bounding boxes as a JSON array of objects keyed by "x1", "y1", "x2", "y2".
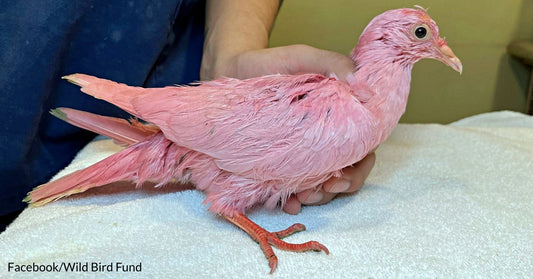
[
  {"x1": 223, "y1": 212, "x2": 329, "y2": 273},
  {"x1": 273, "y1": 223, "x2": 306, "y2": 238}
]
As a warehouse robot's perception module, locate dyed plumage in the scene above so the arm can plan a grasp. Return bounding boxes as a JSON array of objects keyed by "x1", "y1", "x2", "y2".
[{"x1": 26, "y1": 7, "x2": 461, "y2": 273}]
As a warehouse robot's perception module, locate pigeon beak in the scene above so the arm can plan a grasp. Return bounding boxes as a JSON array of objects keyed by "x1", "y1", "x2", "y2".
[{"x1": 436, "y1": 40, "x2": 463, "y2": 74}]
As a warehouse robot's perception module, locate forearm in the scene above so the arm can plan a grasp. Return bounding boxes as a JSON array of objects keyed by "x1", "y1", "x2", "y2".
[{"x1": 201, "y1": 0, "x2": 280, "y2": 80}]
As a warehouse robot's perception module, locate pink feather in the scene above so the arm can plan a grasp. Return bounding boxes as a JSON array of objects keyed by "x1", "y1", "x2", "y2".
[
  {"x1": 27, "y1": 7, "x2": 462, "y2": 216},
  {"x1": 50, "y1": 107, "x2": 159, "y2": 146}
]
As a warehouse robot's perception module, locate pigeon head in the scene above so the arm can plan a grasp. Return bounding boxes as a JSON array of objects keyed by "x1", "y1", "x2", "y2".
[{"x1": 352, "y1": 6, "x2": 462, "y2": 74}]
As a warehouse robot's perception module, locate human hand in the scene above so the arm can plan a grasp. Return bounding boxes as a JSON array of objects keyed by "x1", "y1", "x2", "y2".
[
  {"x1": 201, "y1": 44, "x2": 377, "y2": 214},
  {"x1": 201, "y1": 44, "x2": 355, "y2": 81},
  {"x1": 283, "y1": 152, "x2": 376, "y2": 214}
]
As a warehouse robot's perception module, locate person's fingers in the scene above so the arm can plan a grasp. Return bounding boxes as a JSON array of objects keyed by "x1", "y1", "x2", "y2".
[
  {"x1": 279, "y1": 45, "x2": 355, "y2": 82},
  {"x1": 322, "y1": 178, "x2": 352, "y2": 193},
  {"x1": 282, "y1": 187, "x2": 338, "y2": 214},
  {"x1": 314, "y1": 48, "x2": 356, "y2": 82},
  {"x1": 295, "y1": 188, "x2": 323, "y2": 204},
  {"x1": 297, "y1": 190, "x2": 336, "y2": 205},
  {"x1": 282, "y1": 195, "x2": 302, "y2": 215},
  {"x1": 294, "y1": 152, "x2": 376, "y2": 207},
  {"x1": 323, "y1": 152, "x2": 376, "y2": 193},
  {"x1": 345, "y1": 152, "x2": 376, "y2": 189},
  {"x1": 232, "y1": 45, "x2": 355, "y2": 81}
]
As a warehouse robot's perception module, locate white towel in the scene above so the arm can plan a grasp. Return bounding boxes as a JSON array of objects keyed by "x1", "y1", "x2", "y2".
[{"x1": 1, "y1": 111, "x2": 532, "y2": 278}]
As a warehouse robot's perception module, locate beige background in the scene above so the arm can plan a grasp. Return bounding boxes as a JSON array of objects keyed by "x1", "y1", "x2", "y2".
[{"x1": 269, "y1": 0, "x2": 533, "y2": 123}]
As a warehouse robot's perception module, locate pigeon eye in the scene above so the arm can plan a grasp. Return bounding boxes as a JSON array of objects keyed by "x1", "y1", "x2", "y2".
[
  {"x1": 414, "y1": 26, "x2": 427, "y2": 39},
  {"x1": 415, "y1": 27, "x2": 426, "y2": 38}
]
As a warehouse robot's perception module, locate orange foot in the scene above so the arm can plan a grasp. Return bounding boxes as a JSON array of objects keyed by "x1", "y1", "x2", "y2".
[{"x1": 223, "y1": 212, "x2": 329, "y2": 273}]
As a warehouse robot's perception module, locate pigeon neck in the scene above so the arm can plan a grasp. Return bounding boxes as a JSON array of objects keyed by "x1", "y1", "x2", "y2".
[{"x1": 349, "y1": 47, "x2": 414, "y2": 142}]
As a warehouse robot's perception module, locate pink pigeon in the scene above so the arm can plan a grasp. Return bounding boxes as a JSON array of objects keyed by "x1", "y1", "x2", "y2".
[{"x1": 26, "y1": 7, "x2": 462, "y2": 273}]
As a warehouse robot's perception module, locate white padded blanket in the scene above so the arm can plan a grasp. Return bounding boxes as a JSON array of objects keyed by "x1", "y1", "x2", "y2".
[{"x1": 1, "y1": 111, "x2": 532, "y2": 278}]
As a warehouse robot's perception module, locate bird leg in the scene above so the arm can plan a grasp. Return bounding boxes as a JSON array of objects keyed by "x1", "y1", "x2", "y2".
[{"x1": 222, "y1": 212, "x2": 329, "y2": 273}]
